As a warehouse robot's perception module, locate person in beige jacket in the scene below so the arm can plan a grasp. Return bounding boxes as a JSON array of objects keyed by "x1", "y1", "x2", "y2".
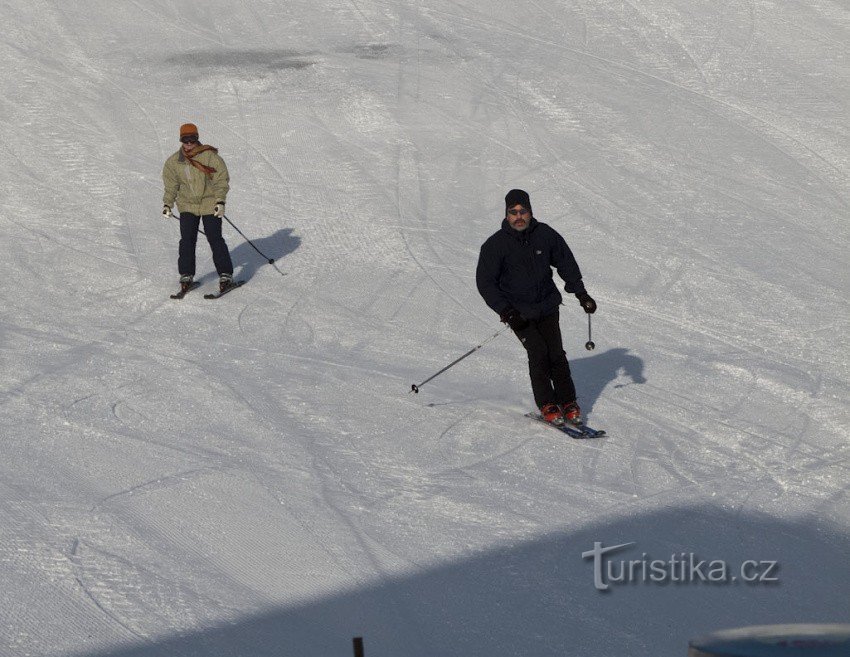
[{"x1": 162, "y1": 123, "x2": 234, "y2": 294}]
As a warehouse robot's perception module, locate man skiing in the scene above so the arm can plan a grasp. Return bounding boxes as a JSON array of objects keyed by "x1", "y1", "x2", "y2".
[
  {"x1": 476, "y1": 189, "x2": 597, "y2": 426},
  {"x1": 162, "y1": 123, "x2": 235, "y2": 295}
]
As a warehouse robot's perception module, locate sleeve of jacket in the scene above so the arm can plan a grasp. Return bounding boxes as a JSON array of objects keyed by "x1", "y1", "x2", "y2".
[
  {"x1": 476, "y1": 238, "x2": 511, "y2": 315},
  {"x1": 162, "y1": 157, "x2": 179, "y2": 207},
  {"x1": 210, "y1": 152, "x2": 230, "y2": 203},
  {"x1": 550, "y1": 228, "x2": 586, "y2": 295}
]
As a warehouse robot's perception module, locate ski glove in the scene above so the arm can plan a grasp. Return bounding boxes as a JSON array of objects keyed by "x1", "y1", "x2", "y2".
[
  {"x1": 577, "y1": 292, "x2": 597, "y2": 314},
  {"x1": 162, "y1": 205, "x2": 173, "y2": 219},
  {"x1": 500, "y1": 307, "x2": 529, "y2": 331},
  {"x1": 213, "y1": 202, "x2": 225, "y2": 218}
]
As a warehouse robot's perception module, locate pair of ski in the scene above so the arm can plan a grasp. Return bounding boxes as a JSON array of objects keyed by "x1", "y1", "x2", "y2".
[
  {"x1": 525, "y1": 412, "x2": 607, "y2": 439},
  {"x1": 170, "y1": 280, "x2": 245, "y2": 300}
]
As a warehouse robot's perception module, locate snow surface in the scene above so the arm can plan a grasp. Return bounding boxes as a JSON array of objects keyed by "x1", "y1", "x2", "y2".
[{"x1": 1, "y1": 0, "x2": 848, "y2": 656}]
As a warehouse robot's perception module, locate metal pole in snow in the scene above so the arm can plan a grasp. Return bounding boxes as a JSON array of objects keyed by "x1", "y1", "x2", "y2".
[{"x1": 410, "y1": 327, "x2": 509, "y2": 393}]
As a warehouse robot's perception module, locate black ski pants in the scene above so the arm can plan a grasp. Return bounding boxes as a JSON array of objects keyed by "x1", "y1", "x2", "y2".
[
  {"x1": 178, "y1": 212, "x2": 233, "y2": 277},
  {"x1": 513, "y1": 310, "x2": 577, "y2": 409}
]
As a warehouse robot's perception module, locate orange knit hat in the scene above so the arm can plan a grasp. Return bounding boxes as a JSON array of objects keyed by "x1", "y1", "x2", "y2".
[{"x1": 179, "y1": 123, "x2": 199, "y2": 139}]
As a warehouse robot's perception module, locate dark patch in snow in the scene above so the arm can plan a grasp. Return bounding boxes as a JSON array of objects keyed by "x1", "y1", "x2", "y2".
[
  {"x1": 165, "y1": 49, "x2": 314, "y2": 71},
  {"x1": 347, "y1": 43, "x2": 402, "y2": 60}
]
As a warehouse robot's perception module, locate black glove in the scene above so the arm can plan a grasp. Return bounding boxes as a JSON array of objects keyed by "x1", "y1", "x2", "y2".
[
  {"x1": 577, "y1": 292, "x2": 597, "y2": 314},
  {"x1": 500, "y1": 307, "x2": 529, "y2": 331}
]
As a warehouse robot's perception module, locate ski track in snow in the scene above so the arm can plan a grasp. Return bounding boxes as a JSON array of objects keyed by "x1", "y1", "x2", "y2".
[{"x1": 0, "y1": 0, "x2": 848, "y2": 656}]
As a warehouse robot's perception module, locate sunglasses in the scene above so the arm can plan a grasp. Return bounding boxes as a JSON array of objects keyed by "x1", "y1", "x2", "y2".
[
  {"x1": 180, "y1": 136, "x2": 199, "y2": 144},
  {"x1": 507, "y1": 208, "x2": 530, "y2": 217}
]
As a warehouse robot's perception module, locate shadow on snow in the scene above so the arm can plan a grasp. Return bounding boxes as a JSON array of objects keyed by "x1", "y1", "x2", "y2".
[
  {"x1": 570, "y1": 347, "x2": 647, "y2": 418},
  {"x1": 196, "y1": 228, "x2": 301, "y2": 285},
  {"x1": 231, "y1": 228, "x2": 301, "y2": 282},
  {"x1": 72, "y1": 505, "x2": 847, "y2": 657}
]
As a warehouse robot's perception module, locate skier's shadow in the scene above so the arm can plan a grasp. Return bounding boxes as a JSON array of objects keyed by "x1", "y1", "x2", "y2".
[
  {"x1": 570, "y1": 347, "x2": 646, "y2": 417},
  {"x1": 230, "y1": 228, "x2": 301, "y2": 282}
]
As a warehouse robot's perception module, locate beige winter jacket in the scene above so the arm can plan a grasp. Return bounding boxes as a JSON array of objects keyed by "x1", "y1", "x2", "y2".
[{"x1": 162, "y1": 146, "x2": 230, "y2": 216}]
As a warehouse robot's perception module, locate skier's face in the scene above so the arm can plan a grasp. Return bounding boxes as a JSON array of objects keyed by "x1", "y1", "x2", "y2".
[
  {"x1": 506, "y1": 204, "x2": 531, "y2": 231},
  {"x1": 181, "y1": 135, "x2": 199, "y2": 152}
]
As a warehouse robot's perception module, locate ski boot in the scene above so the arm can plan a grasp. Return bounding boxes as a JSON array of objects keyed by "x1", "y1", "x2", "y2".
[
  {"x1": 219, "y1": 273, "x2": 234, "y2": 293},
  {"x1": 540, "y1": 403, "x2": 565, "y2": 426},
  {"x1": 179, "y1": 274, "x2": 194, "y2": 295},
  {"x1": 561, "y1": 401, "x2": 582, "y2": 425}
]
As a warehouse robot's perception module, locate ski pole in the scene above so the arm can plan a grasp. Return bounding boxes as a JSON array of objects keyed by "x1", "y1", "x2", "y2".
[
  {"x1": 411, "y1": 326, "x2": 509, "y2": 393},
  {"x1": 585, "y1": 314, "x2": 595, "y2": 350},
  {"x1": 223, "y1": 214, "x2": 275, "y2": 264}
]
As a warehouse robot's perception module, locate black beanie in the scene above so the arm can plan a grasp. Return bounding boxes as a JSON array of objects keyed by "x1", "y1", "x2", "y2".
[{"x1": 505, "y1": 189, "x2": 532, "y2": 216}]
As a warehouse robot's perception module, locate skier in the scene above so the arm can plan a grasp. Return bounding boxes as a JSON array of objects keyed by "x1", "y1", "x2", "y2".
[
  {"x1": 161, "y1": 123, "x2": 235, "y2": 295},
  {"x1": 476, "y1": 189, "x2": 597, "y2": 426}
]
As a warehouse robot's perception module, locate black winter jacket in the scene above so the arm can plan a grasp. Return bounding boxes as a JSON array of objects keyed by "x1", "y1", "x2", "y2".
[{"x1": 476, "y1": 217, "x2": 586, "y2": 320}]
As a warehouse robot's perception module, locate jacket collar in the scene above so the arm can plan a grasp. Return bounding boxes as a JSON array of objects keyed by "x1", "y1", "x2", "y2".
[
  {"x1": 501, "y1": 216, "x2": 538, "y2": 241},
  {"x1": 177, "y1": 144, "x2": 205, "y2": 162}
]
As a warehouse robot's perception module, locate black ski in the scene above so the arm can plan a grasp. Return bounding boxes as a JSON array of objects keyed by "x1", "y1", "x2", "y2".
[
  {"x1": 525, "y1": 412, "x2": 607, "y2": 438},
  {"x1": 204, "y1": 280, "x2": 245, "y2": 299},
  {"x1": 170, "y1": 281, "x2": 201, "y2": 299}
]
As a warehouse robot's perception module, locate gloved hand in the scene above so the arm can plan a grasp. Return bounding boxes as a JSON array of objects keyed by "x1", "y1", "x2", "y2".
[
  {"x1": 577, "y1": 292, "x2": 597, "y2": 314},
  {"x1": 162, "y1": 205, "x2": 173, "y2": 219},
  {"x1": 500, "y1": 307, "x2": 529, "y2": 331},
  {"x1": 213, "y1": 202, "x2": 225, "y2": 218}
]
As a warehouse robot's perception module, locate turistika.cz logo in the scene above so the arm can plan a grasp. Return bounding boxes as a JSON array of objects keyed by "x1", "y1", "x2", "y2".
[{"x1": 582, "y1": 542, "x2": 779, "y2": 591}]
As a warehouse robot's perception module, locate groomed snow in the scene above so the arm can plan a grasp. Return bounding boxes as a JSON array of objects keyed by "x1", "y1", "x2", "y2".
[{"x1": 1, "y1": 1, "x2": 847, "y2": 656}]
